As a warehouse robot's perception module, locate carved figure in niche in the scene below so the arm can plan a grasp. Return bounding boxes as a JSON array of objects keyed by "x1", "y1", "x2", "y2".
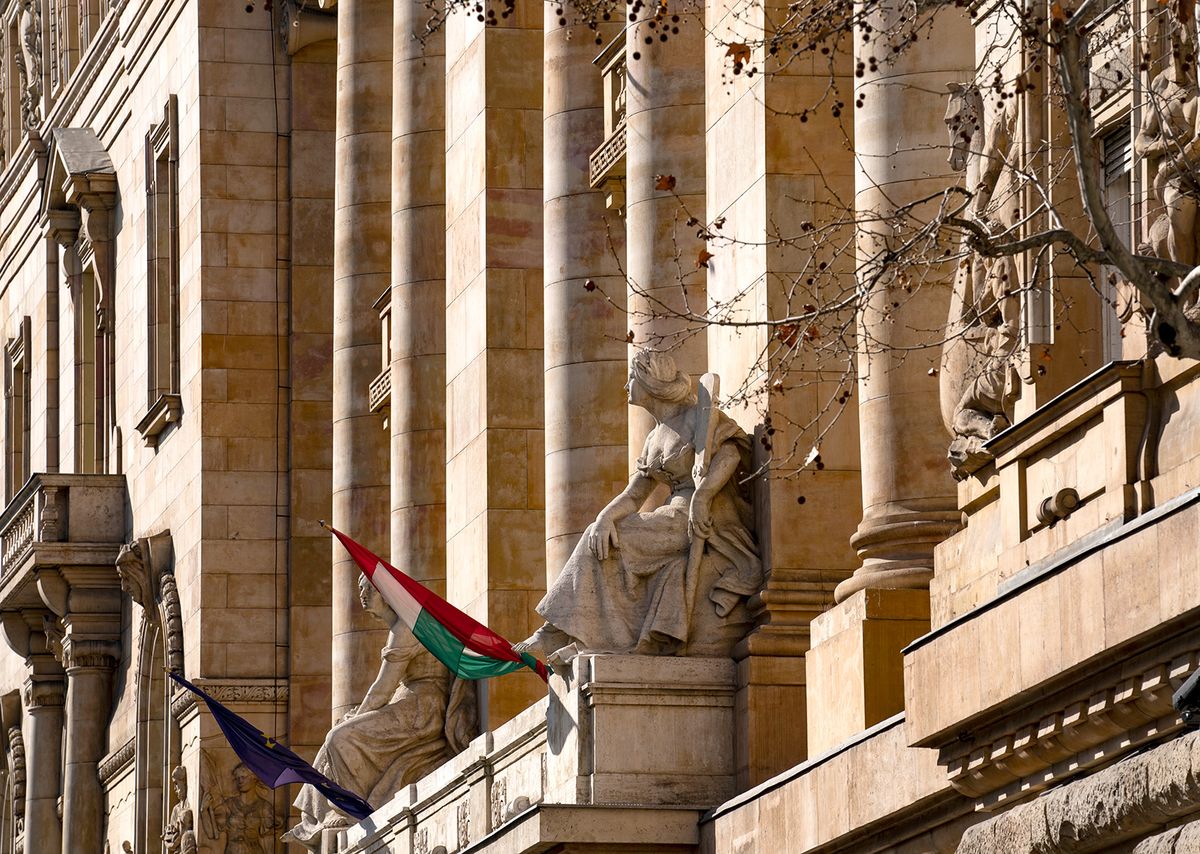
[
  {"x1": 282, "y1": 575, "x2": 477, "y2": 851},
  {"x1": 516, "y1": 348, "x2": 762, "y2": 659},
  {"x1": 941, "y1": 82, "x2": 1022, "y2": 476},
  {"x1": 200, "y1": 763, "x2": 279, "y2": 854},
  {"x1": 1136, "y1": 0, "x2": 1200, "y2": 270},
  {"x1": 163, "y1": 766, "x2": 198, "y2": 854},
  {"x1": 15, "y1": 0, "x2": 41, "y2": 130}
]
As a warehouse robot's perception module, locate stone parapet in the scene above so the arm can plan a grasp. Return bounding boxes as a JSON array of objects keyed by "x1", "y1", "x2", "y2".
[
  {"x1": 905, "y1": 483, "x2": 1200, "y2": 809},
  {"x1": 340, "y1": 654, "x2": 737, "y2": 853}
]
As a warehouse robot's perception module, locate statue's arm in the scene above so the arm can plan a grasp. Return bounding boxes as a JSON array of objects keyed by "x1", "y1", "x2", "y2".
[
  {"x1": 588, "y1": 472, "x2": 656, "y2": 560},
  {"x1": 1135, "y1": 84, "x2": 1166, "y2": 158},
  {"x1": 690, "y1": 443, "x2": 741, "y2": 538},
  {"x1": 355, "y1": 629, "x2": 407, "y2": 716}
]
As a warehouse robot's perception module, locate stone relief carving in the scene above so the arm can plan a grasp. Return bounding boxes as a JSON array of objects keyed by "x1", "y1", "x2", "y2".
[
  {"x1": 1135, "y1": 0, "x2": 1200, "y2": 272},
  {"x1": 169, "y1": 681, "x2": 288, "y2": 721},
  {"x1": 14, "y1": 0, "x2": 41, "y2": 131},
  {"x1": 456, "y1": 801, "x2": 470, "y2": 850},
  {"x1": 282, "y1": 574, "x2": 478, "y2": 851},
  {"x1": 200, "y1": 762, "x2": 279, "y2": 854},
  {"x1": 40, "y1": 616, "x2": 63, "y2": 664},
  {"x1": 490, "y1": 777, "x2": 506, "y2": 829},
  {"x1": 117, "y1": 532, "x2": 184, "y2": 672},
  {"x1": 516, "y1": 348, "x2": 763, "y2": 660},
  {"x1": 162, "y1": 766, "x2": 198, "y2": 854},
  {"x1": 940, "y1": 81, "x2": 1021, "y2": 477},
  {"x1": 97, "y1": 737, "x2": 135, "y2": 784}
]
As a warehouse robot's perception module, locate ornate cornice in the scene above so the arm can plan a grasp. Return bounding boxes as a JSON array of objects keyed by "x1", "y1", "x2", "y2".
[
  {"x1": 957, "y1": 729, "x2": 1200, "y2": 853},
  {"x1": 97, "y1": 737, "x2": 134, "y2": 784},
  {"x1": 943, "y1": 647, "x2": 1198, "y2": 810},
  {"x1": 170, "y1": 678, "x2": 288, "y2": 720}
]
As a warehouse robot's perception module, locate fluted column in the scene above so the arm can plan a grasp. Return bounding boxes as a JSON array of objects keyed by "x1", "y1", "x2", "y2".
[
  {"x1": 834, "y1": 1, "x2": 974, "y2": 602},
  {"x1": 22, "y1": 669, "x2": 64, "y2": 854},
  {"x1": 542, "y1": 13, "x2": 628, "y2": 581},
  {"x1": 332, "y1": 0, "x2": 393, "y2": 719},
  {"x1": 60, "y1": 635, "x2": 118, "y2": 852},
  {"x1": 624, "y1": 9, "x2": 707, "y2": 456},
  {"x1": 391, "y1": 0, "x2": 447, "y2": 591}
]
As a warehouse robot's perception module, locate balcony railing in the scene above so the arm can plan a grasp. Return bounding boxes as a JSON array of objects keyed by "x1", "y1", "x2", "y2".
[
  {"x1": 0, "y1": 473, "x2": 127, "y2": 597},
  {"x1": 588, "y1": 31, "x2": 627, "y2": 201}
]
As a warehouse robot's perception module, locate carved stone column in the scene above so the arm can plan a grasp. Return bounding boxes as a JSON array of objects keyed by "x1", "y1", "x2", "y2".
[
  {"x1": 804, "y1": 0, "x2": 974, "y2": 755},
  {"x1": 623, "y1": 9, "x2": 707, "y2": 458},
  {"x1": 59, "y1": 633, "x2": 118, "y2": 852},
  {"x1": 331, "y1": 0, "x2": 393, "y2": 719},
  {"x1": 834, "y1": 0, "x2": 974, "y2": 602},
  {"x1": 22, "y1": 668, "x2": 64, "y2": 854},
  {"x1": 543, "y1": 12, "x2": 628, "y2": 581}
]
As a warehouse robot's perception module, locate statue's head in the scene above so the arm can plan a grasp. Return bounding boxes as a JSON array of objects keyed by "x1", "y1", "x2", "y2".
[
  {"x1": 627, "y1": 348, "x2": 694, "y2": 408},
  {"x1": 357, "y1": 574, "x2": 394, "y2": 624},
  {"x1": 944, "y1": 81, "x2": 982, "y2": 173},
  {"x1": 170, "y1": 765, "x2": 187, "y2": 798},
  {"x1": 232, "y1": 763, "x2": 255, "y2": 794}
]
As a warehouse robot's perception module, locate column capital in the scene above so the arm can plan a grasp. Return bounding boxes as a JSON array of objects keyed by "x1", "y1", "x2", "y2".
[
  {"x1": 23, "y1": 674, "x2": 65, "y2": 710},
  {"x1": 60, "y1": 637, "x2": 118, "y2": 673}
]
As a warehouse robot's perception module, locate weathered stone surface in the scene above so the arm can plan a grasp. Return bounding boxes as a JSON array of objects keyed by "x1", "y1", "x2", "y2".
[{"x1": 956, "y1": 731, "x2": 1200, "y2": 854}]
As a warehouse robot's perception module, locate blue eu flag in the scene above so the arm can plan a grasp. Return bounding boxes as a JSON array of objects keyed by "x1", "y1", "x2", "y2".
[{"x1": 168, "y1": 671, "x2": 373, "y2": 822}]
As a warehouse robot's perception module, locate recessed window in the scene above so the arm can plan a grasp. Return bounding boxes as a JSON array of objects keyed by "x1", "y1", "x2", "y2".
[{"x1": 136, "y1": 95, "x2": 182, "y2": 448}]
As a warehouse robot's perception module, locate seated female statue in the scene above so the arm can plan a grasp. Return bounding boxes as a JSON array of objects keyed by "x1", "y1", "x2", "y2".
[
  {"x1": 518, "y1": 348, "x2": 763, "y2": 659},
  {"x1": 283, "y1": 575, "x2": 475, "y2": 850}
]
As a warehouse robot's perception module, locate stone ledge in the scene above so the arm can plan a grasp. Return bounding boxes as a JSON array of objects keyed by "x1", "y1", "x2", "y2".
[{"x1": 467, "y1": 804, "x2": 702, "y2": 854}]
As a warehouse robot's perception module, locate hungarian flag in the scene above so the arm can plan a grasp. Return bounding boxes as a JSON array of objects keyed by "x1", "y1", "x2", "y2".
[{"x1": 325, "y1": 524, "x2": 548, "y2": 682}]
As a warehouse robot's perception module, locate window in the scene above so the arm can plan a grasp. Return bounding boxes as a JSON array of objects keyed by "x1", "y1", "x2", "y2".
[
  {"x1": 1100, "y1": 123, "x2": 1133, "y2": 361},
  {"x1": 73, "y1": 269, "x2": 98, "y2": 473},
  {"x1": 4, "y1": 318, "x2": 29, "y2": 501},
  {"x1": 136, "y1": 95, "x2": 182, "y2": 448}
]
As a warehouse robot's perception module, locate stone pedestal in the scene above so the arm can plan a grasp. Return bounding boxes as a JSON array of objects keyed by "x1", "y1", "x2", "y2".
[
  {"x1": 804, "y1": 589, "x2": 929, "y2": 756},
  {"x1": 545, "y1": 654, "x2": 736, "y2": 808}
]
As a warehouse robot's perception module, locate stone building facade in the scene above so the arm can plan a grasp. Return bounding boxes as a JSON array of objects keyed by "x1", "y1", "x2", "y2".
[{"x1": 0, "y1": 0, "x2": 1194, "y2": 852}]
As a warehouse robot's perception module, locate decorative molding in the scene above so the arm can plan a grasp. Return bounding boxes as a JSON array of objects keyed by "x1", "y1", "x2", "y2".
[
  {"x1": 134, "y1": 394, "x2": 182, "y2": 447},
  {"x1": 942, "y1": 648, "x2": 1198, "y2": 810},
  {"x1": 9, "y1": 725, "x2": 25, "y2": 824},
  {"x1": 98, "y1": 737, "x2": 135, "y2": 785},
  {"x1": 170, "y1": 679, "x2": 288, "y2": 720},
  {"x1": 159, "y1": 570, "x2": 184, "y2": 674}
]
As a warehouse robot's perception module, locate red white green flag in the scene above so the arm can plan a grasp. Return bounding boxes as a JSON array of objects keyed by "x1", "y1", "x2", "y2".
[{"x1": 325, "y1": 524, "x2": 548, "y2": 682}]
